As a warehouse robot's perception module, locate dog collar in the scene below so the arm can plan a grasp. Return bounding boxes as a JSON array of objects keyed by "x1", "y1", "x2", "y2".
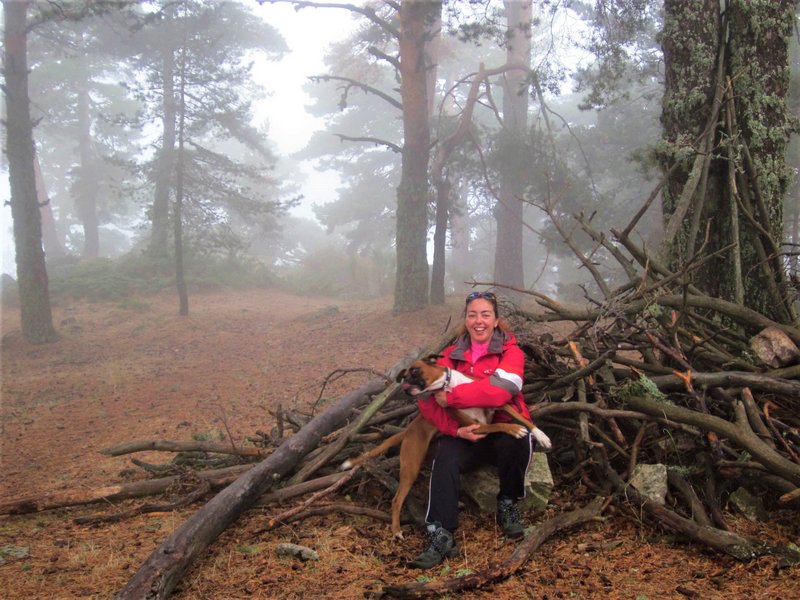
[{"x1": 443, "y1": 367, "x2": 452, "y2": 390}]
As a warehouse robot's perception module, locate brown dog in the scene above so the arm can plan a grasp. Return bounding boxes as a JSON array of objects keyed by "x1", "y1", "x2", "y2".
[{"x1": 340, "y1": 356, "x2": 551, "y2": 538}]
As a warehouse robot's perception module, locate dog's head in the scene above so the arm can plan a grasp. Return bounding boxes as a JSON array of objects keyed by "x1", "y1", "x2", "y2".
[{"x1": 395, "y1": 355, "x2": 447, "y2": 396}]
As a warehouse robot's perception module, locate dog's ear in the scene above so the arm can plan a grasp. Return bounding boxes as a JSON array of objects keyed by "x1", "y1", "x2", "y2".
[
  {"x1": 423, "y1": 354, "x2": 442, "y2": 364},
  {"x1": 395, "y1": 369, "x2": 408, "y2": 383}
]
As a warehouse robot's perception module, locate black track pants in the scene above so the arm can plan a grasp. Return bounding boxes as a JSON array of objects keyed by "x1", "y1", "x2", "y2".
[{"x1": 424, "y1": 431, "x2": 533, "y2": 532}]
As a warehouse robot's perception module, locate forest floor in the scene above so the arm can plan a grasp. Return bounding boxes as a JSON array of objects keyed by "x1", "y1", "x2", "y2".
[{"x1": 1, "y1": 288, "x2": 798, "y2": 599}]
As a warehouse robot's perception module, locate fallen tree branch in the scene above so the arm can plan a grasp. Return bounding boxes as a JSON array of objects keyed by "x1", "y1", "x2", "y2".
[
  {"x1": 607, "y1": 465, "x2": 800, "y2": 563},
  {"x1": 101, "y1": 439, "x2": 268, "y2": 458},
  {"x1": 382, "y1": 496, "x2": 605, "y2": 598},
  {"x1": 263, "y1": 502, "x2": 394, "y2": 526},
  {"x1": 73, "y1": 476, "x2": 211, "y2": 525},
  {"x1": 0, "y1": 464, "x2": 253, "y2": 516},
  {"x1": 625, "y1": 394, "x2": 800, "y2": 486},
  {"x1": 114, "y1": 378, "x2": 387, "y2": 600},
  {"x1": 262, "y1": 465, "x2": 362, "y2": 532}
]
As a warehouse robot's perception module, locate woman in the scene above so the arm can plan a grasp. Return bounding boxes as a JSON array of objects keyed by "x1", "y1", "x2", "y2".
[{"x1": 409, "y1": 291, "x2": 550, "y2": 569}]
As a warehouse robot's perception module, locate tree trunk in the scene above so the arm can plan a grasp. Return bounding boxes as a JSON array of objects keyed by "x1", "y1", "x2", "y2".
[
  {"x1": 3, "y1": 0, "x2": 58, "y2": 344},
  {"x1": 426, "y1": 9, "x2": 447, "y2": 305},
  {"x1": 430, "y1": 177, "x2": 449, "y2": 304},
  {"x1": 76, "y1": 77, "x2": 100, "y2": 258},
  {"x1": 493, "y1": 0, "x2": 531, "y2": 292},
  {"x1": 174, "y1": 39, "x2": 189, "y2": 316},
  {"x1": 149, "y1": 37, "x2": 176, "y2": 259},
  {"x1": 34, "y1": 152, "x2": 66, "y2": 259},
  {"x1": 660, "y1": 0, "x2": 796, "y2": 320},
  {"x1": 393, "y1": 0, "x2": 440, "y2": 314},
  {"x1": 450, "y1": 183, "x2": 471, "y2": 294},
  {"x1": 114, "y1": 379, "x2": 386, "y2": 600}
]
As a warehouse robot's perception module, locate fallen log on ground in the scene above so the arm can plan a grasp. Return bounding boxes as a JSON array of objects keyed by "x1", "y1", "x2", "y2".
[
  {"x1": 101, "y1": 439, "x2": 270, "y2": 458},
  {"x1": 114, "y1": 378, "x2": 387, "y2": 600},
  {"x1": 0, "y1": 463, "x2": 254, "y2": 516},
  {"x1": 382, "y1": 497, "x2": 606, "y2": 598}
]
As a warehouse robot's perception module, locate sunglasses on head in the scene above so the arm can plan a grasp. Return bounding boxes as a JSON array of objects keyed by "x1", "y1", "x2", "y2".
[{"x1": 465, "y1": 291, "x2": 496, "y2": 303}]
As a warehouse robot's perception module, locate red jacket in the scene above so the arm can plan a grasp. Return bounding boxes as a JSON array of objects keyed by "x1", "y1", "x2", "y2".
[{"x1": 417, "y1": 329, "x2": 531, "y2": 437}]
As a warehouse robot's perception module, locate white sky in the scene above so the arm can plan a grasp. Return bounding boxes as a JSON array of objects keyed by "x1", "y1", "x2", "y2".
[
  {"x1": 250, "y1": 1, "x2": 358, "y2": 219},
  {"x1": 1, "y1": 1, "x2": 358, "y2": 276}
]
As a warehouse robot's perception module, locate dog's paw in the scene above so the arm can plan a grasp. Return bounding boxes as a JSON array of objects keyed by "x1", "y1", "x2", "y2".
[{"x1": 532, "y1": 427, "x2": 552, "y2": 450}]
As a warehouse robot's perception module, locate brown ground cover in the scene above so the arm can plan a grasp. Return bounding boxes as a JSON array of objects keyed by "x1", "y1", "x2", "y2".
[{"x1": 1, "y1": 289, "x2": 798, "y2": 599}]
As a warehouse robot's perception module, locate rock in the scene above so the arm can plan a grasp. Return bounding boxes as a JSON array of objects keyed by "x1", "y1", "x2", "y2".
[
  {"x1": 629, "y1": 464, "x2": 668, "y2": 505},
  {"x1": 275, "y1": 543, "x2": 319, "y2": 562},
  {"x1": 463, "y1": 452, "x2": 553, "y2": 514},
  {"x1": 750, "y1": 326, "x2": 799, "y2": 368},
  {"x1": 0, "y1": 545, "x2": 30, "y2": 566},
  {"x1": 729, "y1": 487, "x2": 767, "y2": 521}
]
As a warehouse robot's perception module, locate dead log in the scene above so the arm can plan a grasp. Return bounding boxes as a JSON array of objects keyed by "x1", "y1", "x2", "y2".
[
  {"x1": 382, "y1": 497, "x2": 605, "y2": 598},
  {"x1": 264, "y1": 502, "x2": 393, "y2": 525},
  {"x1": 646, "y1": 369, "x2": 800, "y2": 396},
  {"x1": 607, "y1": 466, "x2": 800, "y2": 563},
  {"x1": 74, "y1": 477, "x2": 212, "y2": 525},
  {"x1": 625, "y1": 394, "x2": 800, "y2": 486},
  {"x1": 252, "y1": 457, "x2": 398, "y2": 508},
  {"x1": 114, "y1": 378, "x2": 386, "y2": 600},
  {"x1": 101, "y1": 439, "x2": 268, "y2": 458},
  {"x1": 0, "y1": 464, "x2": 253, "y2": 515}
]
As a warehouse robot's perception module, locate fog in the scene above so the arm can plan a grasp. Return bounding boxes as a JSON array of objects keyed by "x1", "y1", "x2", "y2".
[{"x1": 2, "y1": 1, "x2": 797, "y2": 304}]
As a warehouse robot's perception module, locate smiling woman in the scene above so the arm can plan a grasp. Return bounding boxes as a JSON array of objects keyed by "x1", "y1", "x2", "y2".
[{"x1": 410, "y1": 290, "x2": 551, "y2": 569}]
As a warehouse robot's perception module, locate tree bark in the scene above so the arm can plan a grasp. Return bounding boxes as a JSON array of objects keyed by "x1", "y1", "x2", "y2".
[
  {"x1": 660, "y1": 0, "x2": 796, "y2": 320},
  {"x1": 493, "y1": 0, "x2": 531, "y2": 292},
  {"x1": 101, "y1": 439, "x2": 269, "y2": 458},
  {"x1": 3, "y1": 0, "x2": 58, "y2": 344},
  {"x1": 34, "y1": 153, "x2": 66, "y2": 258},
  {"x1": 393, "y1": 0, "x2": 440, "y2": 314},
  {"x1": 114, "y1": 378, "x2": 386, "y2": 600},
  {"x1": 0, "y1": 464, "x2": 254, "y2": 516}
]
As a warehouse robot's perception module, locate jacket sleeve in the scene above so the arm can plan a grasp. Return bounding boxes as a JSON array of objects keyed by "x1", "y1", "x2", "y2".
[
  {"x1": 417, "y1": 396, "x2": 459, "y2": 437},
  {"x1": 416, "y1": 346, "x2": 460, "y2": 436},
  {"x1": 446, "y1": 340, "x2": 524, "y2": 410}
]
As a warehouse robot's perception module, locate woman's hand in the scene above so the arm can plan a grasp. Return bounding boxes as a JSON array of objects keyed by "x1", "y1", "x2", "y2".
[
  {"x1": 456, "y1": 423, "x2": 486, "y2": 442},
  {"x1": 434, "y1": 390, "x2": 448, "y2": 407}
]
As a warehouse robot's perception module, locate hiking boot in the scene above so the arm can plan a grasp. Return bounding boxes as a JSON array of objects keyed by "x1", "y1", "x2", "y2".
[
  {"x1": 408, "y1": 523, "x2": 458, "y2": 569},
  {"x1": 496, "y1": 497, "x2": 525, "y2": 539}
]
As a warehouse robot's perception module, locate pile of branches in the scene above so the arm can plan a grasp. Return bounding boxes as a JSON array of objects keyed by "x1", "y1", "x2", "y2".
[
  {"x1": 492, "y1": 213, "x2": 800, "y2": 563},
  {"x1": 5, "y1": 239, "x2": 800, "y2": 598}
]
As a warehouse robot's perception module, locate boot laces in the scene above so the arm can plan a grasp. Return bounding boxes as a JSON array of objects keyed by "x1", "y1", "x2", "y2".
[
  {"x1": 498, "y1": 500, "x2": 520, "y2": 525},
  {"x1": 424, "y1": 527, "x2": 452, "y2": 555}
]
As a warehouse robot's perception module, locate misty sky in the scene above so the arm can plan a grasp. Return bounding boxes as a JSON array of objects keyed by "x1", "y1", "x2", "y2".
[{"x1": 0, "y1": 1, "x2": 357, "y2": 276}]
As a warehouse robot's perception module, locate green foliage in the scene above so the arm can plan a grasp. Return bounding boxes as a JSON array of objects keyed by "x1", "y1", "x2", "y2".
[
  {"x1": 616, "y1": 376, "x2": 667, "y2": 404},
  {"x1": 279, "y1": 246, "x2": 393, "y2": 299}
]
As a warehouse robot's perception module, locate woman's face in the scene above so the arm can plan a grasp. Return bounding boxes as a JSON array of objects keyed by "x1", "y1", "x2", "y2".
[{"x1": 465, "y1": 298, "x2": 498, "y2": 345}]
